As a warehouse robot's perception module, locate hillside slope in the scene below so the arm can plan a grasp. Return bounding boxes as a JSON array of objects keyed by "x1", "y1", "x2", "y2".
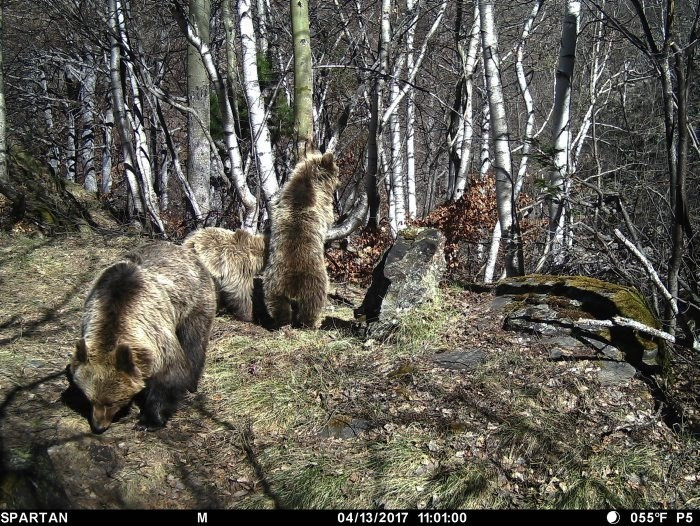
[{"x1": 0, "y1": 232, "x2": 697, "y2": 509}]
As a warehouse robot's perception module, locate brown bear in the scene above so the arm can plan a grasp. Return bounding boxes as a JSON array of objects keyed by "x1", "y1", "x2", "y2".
[
  {"x1": 69, "y1": 241, "x2": 216, "y2": 433},
  {"x1": 263, "y1": 152, "x2": 339, "y2": 328},
  {"x1": 183, "y1": 227, "x2": 267, "y2": 322}
]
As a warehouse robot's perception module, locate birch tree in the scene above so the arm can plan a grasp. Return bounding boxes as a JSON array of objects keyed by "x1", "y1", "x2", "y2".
[
  {"x1": 79, "y1": 53, "x2": 97, "y2": 193},
  {"x1": 239, "y1": 0, "x2": 278, "y2": 201},
  {"x1": 547, "y1": 0, "x2": 581, "y2": 265},
  {"x1": 108, "y1": 0, "x2": 164, "y2": 233},
  {"x1": 100, "y1": 91, "x2": 113, "y2": 195},
  {"x1": 448, "y1": 2, "x2": 480, "y2": 201},
  {"x1": 173, "y1": 1, "x2": 258, "y2": 228},
  {"x1": 291, "y1": 0, "x2": 314, "y2": 158},
  {"x1": 39, "y1": 66, "x2": 60, "y2": 178},
  {"x1": 479, "y1": 0, "x2": 522, "y2": 279},
  {"x1": 187, "y1": 0, "x2": 212, "y2": 222}
]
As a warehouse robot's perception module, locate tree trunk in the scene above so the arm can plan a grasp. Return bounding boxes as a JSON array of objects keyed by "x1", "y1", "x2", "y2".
[
  {"x1": 291, "y1": 0, "x2": 314, "y2": 158},
  {"x1": 174, "y1": 3, "x2": 257, "y2": 228},
  {"x1": 108, "y1": 0, "x2": 164, "y2": 232},
  {"x1": 454, "y1": 4, "x2": 480, "y2": 199},
  {"x1": 79, "y1": 54, "x2": 97, "y2": 193},
  {"x1": 548, "y1": 0, "x2": 580, "y2": 264},
  {"x1": 64, "y1": 94, "x2": 77, "y2": 183},
  {"x1": 240, "y1": 0, "x2": 278, "y2": 203},
  {"x1": 405, "y1": 0, "x2": 417, "y2": 219},
  {"x1": 479, "y1": 65, "x2": 491, "y2": 178},
  {"x1": 187, "y1": 0, "x2": 212, "y2": 223},
  {"x1": 514, "y1": 0, "x2": 542, "y2": 198},
  {"x1": 100, "y1": 91, "x2": 114, "y2": 195},
  {"x1": 39, "y1": 66, "x2": 60, "y2": 178},
  {"x1": 256, "y1": 0, "x2": 269, "y2": 58},
  {"x1": 389, "y1": 73, "x2": 406, "y2": 233},
  {"x1": 479, "y1": 0, "x2": 521, "y2": 278}
]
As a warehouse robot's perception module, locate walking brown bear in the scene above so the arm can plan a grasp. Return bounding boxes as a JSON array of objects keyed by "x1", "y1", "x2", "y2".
[
  {"x1": 183, "y1": 227, "x2": 267, "y2": 322},
  {"x1": 68, "y1": 241, "x2": 216, "y2": 433},
  {"x1": 263, "y1": 151, "x2": 339, "y2": 328}
]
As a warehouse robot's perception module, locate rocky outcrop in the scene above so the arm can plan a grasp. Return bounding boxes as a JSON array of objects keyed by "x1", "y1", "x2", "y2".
[
  {"x1": 492, "y1": 275, "x2": 661, "y2": 380},
  {"x1": 355, "y1": 227, "x2": 446, "y2": 339}
]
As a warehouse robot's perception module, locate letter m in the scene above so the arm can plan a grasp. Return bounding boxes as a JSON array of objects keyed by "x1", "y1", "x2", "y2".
[{"x1": 197, "y1": 512, "x2": 208, "y2": 523}]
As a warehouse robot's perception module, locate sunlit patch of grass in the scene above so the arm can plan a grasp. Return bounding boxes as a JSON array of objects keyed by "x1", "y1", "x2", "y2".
[
  {"x1": 391, "y1": 294, "x2": 459, "y2": 358},
  {"x1": 428, "y1": 464, "x2": 504, "y2": 509},
  {"x1": 554, "y1": 446, "x2": 666, "y2": 509}
]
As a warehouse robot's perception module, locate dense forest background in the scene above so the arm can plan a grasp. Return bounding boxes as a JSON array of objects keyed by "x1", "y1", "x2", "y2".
[{"x1": 0, "y1": 0, "x2": 697, "y2": 343}]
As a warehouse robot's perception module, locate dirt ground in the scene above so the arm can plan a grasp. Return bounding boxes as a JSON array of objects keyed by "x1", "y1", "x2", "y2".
[{"x1": 0, "y1": 231, "x2": 698, "y2": 509}]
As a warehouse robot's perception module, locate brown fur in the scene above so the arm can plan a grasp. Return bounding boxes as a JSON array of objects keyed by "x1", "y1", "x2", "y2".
[
  {"x1": 263, "y1": 152, "x2": 339, "y2": 328},
  {"x1": 183, "y1": 227, "x2": 267, "y2": 322},
  {"x1": 69, "y1": 241, "x2": 216, "y2": 433}
]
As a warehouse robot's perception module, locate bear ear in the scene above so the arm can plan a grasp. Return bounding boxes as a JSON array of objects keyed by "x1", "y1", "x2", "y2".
[
  {"x1": 320, "y1": 152, "x2": 335, "y2": 172},
  {"x1": 115, "y1": 344, "x2": 137, "y2": 375},
  {"x1": 75, "y1": 338, "x2": 89, "y2": 363}
]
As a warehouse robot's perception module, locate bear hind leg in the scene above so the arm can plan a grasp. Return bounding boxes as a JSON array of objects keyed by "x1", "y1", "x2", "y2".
[
  {"x1": 266, "y1": 293, "x2": 293, "y2": 328},
  {"x1": 176, "y1": 307, "x2": 215, "y2": 392},
  {"x1": 295, "y1": 289, "x2": 327, "y2": 329}
]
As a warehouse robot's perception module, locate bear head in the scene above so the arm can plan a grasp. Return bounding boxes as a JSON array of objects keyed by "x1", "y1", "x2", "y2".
[{"x1": 70, "y1": 338, "x2": 148, "y2": 433}]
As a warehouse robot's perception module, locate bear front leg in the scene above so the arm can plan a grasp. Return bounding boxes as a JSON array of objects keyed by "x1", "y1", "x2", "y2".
[{"x1": 139, "y1": 377, "x2": 180, "y2": 429}]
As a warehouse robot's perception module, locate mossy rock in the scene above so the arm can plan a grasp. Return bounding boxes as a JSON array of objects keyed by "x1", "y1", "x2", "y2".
[{"x1": 496, "y1": 274, "x2": 661, "y2": 369}]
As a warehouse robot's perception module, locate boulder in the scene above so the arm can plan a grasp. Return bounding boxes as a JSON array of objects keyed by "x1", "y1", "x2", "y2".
[
  {"x1": 355, "y1": 227, "x2": 446, "y2": 339},
  {"x1": 493, "y1": 275, "x2": 661, "y2": 371}
]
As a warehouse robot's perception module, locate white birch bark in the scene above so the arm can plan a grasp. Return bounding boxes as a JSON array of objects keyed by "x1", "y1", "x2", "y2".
[
  {"x1": 548, "y1": 0, "x2": 581, "y2": 264},
  {"x1": 381, "y1": 0, "x2": 446, "y2": 232},
  {"x1": 110, "y1": 0, "x2": 164, "y2": 232},
  {"x1": 390, "y1": 70, "x2": 406, "y2": 232},
  {"x1": 454, "y1": 4, "x2": 480, "y2": 199},
  {"x1": 100, "y1": 92, "x2": 114, "y2": 194},
  {"x1": 65, "y1": 101, "x2": 77, "y2": 183},
  {"x1": 514, "y1": 0, "x2": 543, "y2": 198},
  {"x1": 238, "y1": 0, "x2": 278, "y2": 201},
  {"x1": 479, "y1": 65, "x2": 491, "y2": 178},
  {"x1": 39, "y1": 67, "x2": 60, "y2": 177},
  {"x1": 79, "y1": 54, "x2": 97, "y2": 193},
  {"x1": 120, "y1": 5, "x2": 159, "y2": 220},
  {"x1": 405, "y1": 0, "x2": 417, "y2": 218},
  {"x1": 379, "y1": 2, "x2": 447, "y2": 128},
  {"x1": 480, "y1": 0, "x2": 520, "y2": 278},
  {"x1": 107, "y1": 5, "x2": 141, "y2": 214},
  {"x1": 256, "y1": 0, "x2": 269, "y2": 57}
]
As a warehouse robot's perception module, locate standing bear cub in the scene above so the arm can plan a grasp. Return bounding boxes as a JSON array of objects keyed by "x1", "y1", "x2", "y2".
[
  {"x1": 183, "y1": 227, "x2": 267, "y2": 322},
  {"x1": 263, "y1": 151, "x2": 339, "y2": 328},
  {"x1": 69, "y1": 242, "x2": 216, "y2": 433}
]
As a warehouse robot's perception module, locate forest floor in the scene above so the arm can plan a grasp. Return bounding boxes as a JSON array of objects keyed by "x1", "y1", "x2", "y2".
[{"x1": 0, "y1": 230, "x2": 698, "y2": 509}]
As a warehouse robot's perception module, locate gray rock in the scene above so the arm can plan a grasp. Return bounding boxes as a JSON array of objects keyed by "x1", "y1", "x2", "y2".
[
  {"x1": 433, "y1": 349, "x2": 486, "y2": 370},
  {"x1": 598, "y1": 361, "x2": 637, "y2": 386},
  {"x1": 355, "y1": 227, "x2": 446, "y2": 339},
  {"x1": 320, "y1": 418, "x2": 370, "y2": 439},
  {"x1": 503, "y1": 304, "x2": 564, "y2": 336},
  {"x1": 496, "y1": 275, "x2": 660, "y2": 371},
  {"x1": 548, "y1": 348, "x2": 564, "y2": 359}
]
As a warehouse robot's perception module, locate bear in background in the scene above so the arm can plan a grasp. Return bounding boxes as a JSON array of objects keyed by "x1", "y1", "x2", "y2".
[
  {"x1": 69, "y1": 242, "x2": 216, "y2": 433},
  {"x1": 183, "y1": 227, "x2": 267, "y2": 322},
  {"x1": 263, "y1": 152, "x2": 339, "y2": 328}
]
